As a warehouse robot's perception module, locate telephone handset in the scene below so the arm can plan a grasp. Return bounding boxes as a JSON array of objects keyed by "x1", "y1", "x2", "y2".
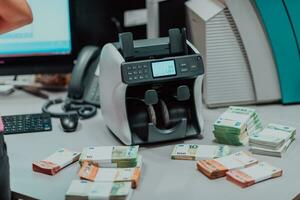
[
  {"x1": 68, "y1": 46, "x2": 101, "y2": 107},
  {"x1": 42, "y1": 46, "x2": 100, "y2": 125}
]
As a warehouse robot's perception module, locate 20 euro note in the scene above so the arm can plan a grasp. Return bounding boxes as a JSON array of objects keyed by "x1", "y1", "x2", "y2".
[
  {"x1": 226, "y1": 162, "x2": 282, "y2": 188},
  {"x1": 32, "y1": 148, "x2": 80, "y2": 175},
  {"x1": 78, "y1": 156, "x2": 143, "y2": 188},
  {"x1": 196, "y1": 151, "x2": 258, "y2": 179}
]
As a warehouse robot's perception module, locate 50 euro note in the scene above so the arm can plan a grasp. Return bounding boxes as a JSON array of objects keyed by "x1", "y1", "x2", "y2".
[
  {"x1": 79, "y1": 146, "x2": 139, "y2": 168},
  {"x1": 171, "y1": 144, "x2": 231, "y2": 160},
  {"x1": 214, "y1": 117, "x2": 247, "y2": 134},
  {"x1": 196, "y1": 151, "x2": 258, "y2": 179},
  {"x1": 66, "y1": 180, "x2": 132, "y2": 200},
  {"x1": 226, "y1": 162, "x2": 282, "y2": 188},
  {"x1": 78, "y1": 156, "x2": 143, "y2": 189},
  {"x1": 213, "y1": 130, "x2": 249, "y2": 146},
  {"x1": 213, "y1": 106, "x2": 263, "y2": 146},
  {"x1": 213, "y1": 117, "x2": 248, "y2": 146},
  {"x1": 214, "y1": 106, "x2": 256, "y2": 131},
  {"x1": 32, "y1": 148, "x2": 80, "y2": 175}
]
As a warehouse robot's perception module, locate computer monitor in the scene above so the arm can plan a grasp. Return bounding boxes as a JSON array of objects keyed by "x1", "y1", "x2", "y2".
[{"x1": 0, "y1": 0, "x2": 73, "y2": 75}]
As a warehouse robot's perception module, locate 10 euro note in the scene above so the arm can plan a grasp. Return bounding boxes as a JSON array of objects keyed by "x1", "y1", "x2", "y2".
[
  {"x1": 171, "y1": 144, "x2": 231, "y2": 160},
  {"x1": 32, "y1": 148, "x2": 80, "y2": 175}
]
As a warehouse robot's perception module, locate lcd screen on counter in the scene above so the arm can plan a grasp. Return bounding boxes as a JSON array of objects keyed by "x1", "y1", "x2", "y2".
[{"x1": 151, "y1": 60, "x2": 176, "y2": 78}]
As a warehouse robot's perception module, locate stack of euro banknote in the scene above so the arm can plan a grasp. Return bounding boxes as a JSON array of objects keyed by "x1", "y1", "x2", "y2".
[
  {"x1": 32, "y1": 148, "x2": 81, "y2": 175},
  {"x1": 249, "y1": 123, "x2": 296, "y2": 157},
  {"x1": 67, "y1": 145, "x2": 141, "y2": 200},
  {"x1": 213, "y1": 106, "x2": 263, "y2": 146},
  {"x1": 32, "y1": 146, "x2": 141, "y2": 200},
  {"x1": 65, "y1": 180, "x2": 133, "y2": 200},
  {"x1": 171, "y1": 144, "x2": 231, "y2": 160},
  {"x1": 226, "y1": 162, "x2": 282, "y2": 188},
  {"x1": 78, "y1": 156, "x2": 142, "y2": 189},
  {"x1": 79, "y1": 146, "x2": 140, "y2": 168},
  {"x1": 196, "y1": 151, "x2": 282, "y2": 188},
  {"x1": 197, "y1": 151, "x2": 258, "y2": 179}
]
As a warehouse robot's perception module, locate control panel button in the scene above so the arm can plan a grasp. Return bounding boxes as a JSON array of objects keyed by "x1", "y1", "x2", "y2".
[
  {"x1": 123, "y1": 62, "x2": 152, "y2": 83},
  {"x1": 190, "y1": 65, "x2": 198, "y2": 70},
  {"x1": 122, "y1": 54, "x2": 203, "y2": 84},
  {"x1": 124, "y1": 63, "x2": 150, "y2": 82},
  {"x1": 180, "y1": 68, "x2": 189, "y2": 72}
]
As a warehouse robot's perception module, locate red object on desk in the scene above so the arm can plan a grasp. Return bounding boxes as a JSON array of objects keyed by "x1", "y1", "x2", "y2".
[{"x1": 0, "y1": 116, "x2": 4, "y2": 133}]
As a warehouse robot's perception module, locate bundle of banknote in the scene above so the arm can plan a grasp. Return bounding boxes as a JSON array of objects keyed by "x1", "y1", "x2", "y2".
[
  {"x1": 249, "y1": 123, "x2": 296, "y2": 157},
  {"x1": 79, "y1": 146, "x2": 139, "y2": 168},
  {"x1": 65, "y1": 180, "x2": 132, "y2": 200},
  {"x1": 196, "y1": 151, "x2": 258, "y2": 179},
  {"x1": 78, "y1": 155, "x2": 142, "y2": 189},
  {"x1": 226, "y1": 162, "x2": 282, "y2": 188},
  {"x1": 32, "y1": 148, "x2": 80, "y2": 175},
  {"x1": 171, "y1": 144, "x2": 231, "y2": 160},
  {"x1": 213, "y1": 106, "x2": 263, "y2": 146}
]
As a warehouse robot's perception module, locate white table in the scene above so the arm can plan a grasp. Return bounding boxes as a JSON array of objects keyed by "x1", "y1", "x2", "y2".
[{"x1": 1, "y1": 90, "x2": 300, "y2": 200}]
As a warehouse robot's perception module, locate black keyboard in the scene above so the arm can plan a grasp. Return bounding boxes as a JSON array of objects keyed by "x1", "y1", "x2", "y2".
[{"x1": 2, "y1": 113, "x2": 52, "y2": 135}]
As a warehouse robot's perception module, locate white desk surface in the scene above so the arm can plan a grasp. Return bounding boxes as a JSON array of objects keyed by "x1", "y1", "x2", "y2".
[{"x1": 1, "y1": 90, "x2": 300, "y2": 200}]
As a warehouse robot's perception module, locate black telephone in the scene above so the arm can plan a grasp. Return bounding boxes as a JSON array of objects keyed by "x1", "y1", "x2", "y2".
[
  {"x1": 42, "y1": 46, "x2": 101, "y2": 131},
  {"x1": 68, "y1": 46, "x2": 101, "y2": 107},
  {"x1": 42, "y1": 46, "x2": 101, "y2": 122}
]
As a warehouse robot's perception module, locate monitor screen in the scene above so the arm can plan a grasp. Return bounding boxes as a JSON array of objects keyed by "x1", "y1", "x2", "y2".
[
  {"x1": 0, "y1": 0, "x2": 71, "y2": 58},
  {"x1": 151, "y1": 60, "x2": 176, "y2": 78}
]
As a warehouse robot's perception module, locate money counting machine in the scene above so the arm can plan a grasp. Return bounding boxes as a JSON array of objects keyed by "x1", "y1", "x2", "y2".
[{"x1": 99, "y1": 28, "x2": 205, "y2": 145}]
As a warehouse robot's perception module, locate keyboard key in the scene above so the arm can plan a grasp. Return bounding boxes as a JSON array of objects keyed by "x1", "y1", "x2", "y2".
[{"x1": 2, "y1": 113, "x2": 52, "y2": 135}]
